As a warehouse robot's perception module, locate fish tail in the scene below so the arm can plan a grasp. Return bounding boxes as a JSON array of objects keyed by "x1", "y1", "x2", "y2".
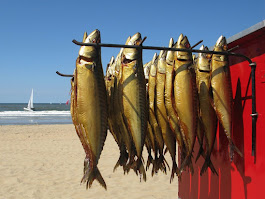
[
  {"x1": 151, "y1": 154, "x2": 159, "y2": 176},
  {"x1": 179, "y1": 146, "x2": 187, "y2": 165},
  {"x1": 229, "y1": 141, "x2": 243, "y2": 161},
  {"x1": 195, "y1": 145, "x2": 205, "y2": 163},
  {"x1": 157, "y1": 154, "x2": 169, "y2": 174},
  {"x1": 123, "y1": 157, "x2": 134, "y2": 174},
  {"x1": 179, "y1": 154, "x2": 193, "y2": 176},
  {"x1": 81, "y1": 166, "x2": 107, "y2": 190},
  {"x1": 200, "y1": 155, "x2": 218, "y2": 176},
  {"x1": 164, "y1": 147, "x2": 169, "y2": 155},
  {"x1": 170, "y1": 161, "x2": 179, "y2": 183},
  {"x1": 113, "y1": 147, "x2": 128, "y2": 172},
  {"x1": 146, "y1": 154, "x2": 153, "y2": 171},
  {"x1": 137, "y1": 158, "x2": 147, "y2": 182}
]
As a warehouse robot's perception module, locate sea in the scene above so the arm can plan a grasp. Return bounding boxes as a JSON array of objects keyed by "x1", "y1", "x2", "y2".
[{"x1": 0, "y1": 103, "x2": 72, "y2": 125}]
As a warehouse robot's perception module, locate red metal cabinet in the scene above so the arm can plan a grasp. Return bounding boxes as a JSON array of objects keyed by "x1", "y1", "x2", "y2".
[{"x1": 179, "y1": 21, "x2": 265, "y2": 199}]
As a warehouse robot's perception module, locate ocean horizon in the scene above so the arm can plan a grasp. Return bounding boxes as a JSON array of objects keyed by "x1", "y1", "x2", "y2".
[{"x1": 0, "y1": 103, "x2": 72, "y2": 125}]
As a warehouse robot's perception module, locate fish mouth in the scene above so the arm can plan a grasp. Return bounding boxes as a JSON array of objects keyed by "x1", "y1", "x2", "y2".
[{"x1": 78, "y1": 56, "x2": 94, "y2": 65}]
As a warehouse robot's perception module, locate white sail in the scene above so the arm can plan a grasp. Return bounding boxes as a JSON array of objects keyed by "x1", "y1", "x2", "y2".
[
  {"x1": 24, "y1": 89, "x2": 35, "y2": 111},
  {"x1": 29, "y1": 89, "x2": 34, "y2": 109}
]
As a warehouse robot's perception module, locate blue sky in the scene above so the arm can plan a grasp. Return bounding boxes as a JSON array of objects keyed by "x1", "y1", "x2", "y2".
[{"x1": 0, "y1": 0, "x2": 264, "y2": 103}]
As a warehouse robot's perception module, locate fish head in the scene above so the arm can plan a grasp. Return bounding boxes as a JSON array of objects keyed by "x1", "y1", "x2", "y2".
[
  {"x1": 157, "y1": 50, "x2": 167, "y2": 73},
  {"x1": 213, "y1": 35, "x2": 228, "y2": 61},
  {"x1": 204, "y1": 46, "x2": 212, "y2": 60},
  {"x1": 106, "y1": 56, "x2": 115, "y2": 80},
  {"x1": 175, "y1": 34, "x2": 193, "y2": 61},
  {"x1": 197, "y1": 45, "x2": 210, "y2": 72},
  {"x1": 214, "y1": 35, "x2": 227, "y2": 51},
  {"x1": 149, "y1": 53, "x2": 158, "y2": 77},
  {"x1": 114, "y1": 47, "x2": 124, "y2": 75},
  {"x1": 78, "y1": 29, "x2": 101, "y2": 62},
  {"x1": 143, "y1": 61, "x2": 151, "y2": 80},
  {"x1": 166, "y1": 38, "x2": 175, "y2": 65},
  {"x1": 105, "y1": 65, "x2": 111, "y2": 81},
  {"x1": 123, "y1": 32, "x2": 142, "y2": 60},
  {"x1": 109, "y1": 56, "x2": 116, "y2": 75}
]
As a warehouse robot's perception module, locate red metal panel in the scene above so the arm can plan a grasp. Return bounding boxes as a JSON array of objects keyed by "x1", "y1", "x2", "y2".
[{"x1": 179, "y1": 26, "x2": 265, "y2": 199}]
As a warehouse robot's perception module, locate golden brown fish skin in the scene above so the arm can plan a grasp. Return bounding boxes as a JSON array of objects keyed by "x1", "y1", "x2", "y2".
[
  {"x1": 156, "y1": 50, "x2": 178, "y2": 181},
  {"x1": 120, "y1": 33, "x2": 147, "y2": 180},
  {"x1": 165, "y1": 38, "x2": 184, "y2": 158},
  {"x1": 211, "y1": 36, "x2": 242, "y2": 159},
  {"x1": 71, "y1": 29, "x2": 107, "y2": 189},
  {"x1": 196, "y1": 45, "x2": 218, "y2": 175},
  {"x1": 174, "y1": 34, "x2": 197, "y2": 174}
]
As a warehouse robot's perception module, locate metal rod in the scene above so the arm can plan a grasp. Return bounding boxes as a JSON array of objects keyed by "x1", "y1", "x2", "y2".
[
  {"x1": 56, "y1": 71, "x2": 73, "y2": 77},
  {"x1": 72, "y1": 40, "x2": 253, "y2": 64},
  {"x1": 191, "y1": 40, "x2": 203, "y2": 49},
  {"x1": 139, "y1": 36, "x2": 147, "y2": 46},
  {"x1": 250, "y1": 62, "x2": 257, "y2": 161}
]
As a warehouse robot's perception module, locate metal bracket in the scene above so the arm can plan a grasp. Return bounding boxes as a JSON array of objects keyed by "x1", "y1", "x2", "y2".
[{"x1": 249, "y1": 62, "x2": 257, "y2": 160}]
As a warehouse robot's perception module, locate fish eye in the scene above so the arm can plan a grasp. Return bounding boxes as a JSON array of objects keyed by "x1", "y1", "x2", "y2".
[{"x1": 185, "y1": 42, "x2": 190, "y2": 48}]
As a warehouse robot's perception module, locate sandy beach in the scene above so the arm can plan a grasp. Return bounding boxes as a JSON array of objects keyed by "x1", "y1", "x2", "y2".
[{"x1": 0, "y1": 124, "x2": 178, "y2": 199}]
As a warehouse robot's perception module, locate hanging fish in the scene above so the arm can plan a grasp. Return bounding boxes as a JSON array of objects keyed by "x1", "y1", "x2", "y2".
[
  {"x1": 156, "y1": 50, "x2": 178, "y2": 182},
  {"x1": 105, "y1": 56, "x2": 129, "y2": 172},
  {"x1": 143, "y1": 60, "x2": 152, "y2": 82},
  {"x1": 148, "y1": 53, "x2": 168, "y2": 175},
  {"x1": 196, "y1": 45, "x2": 218, "y2": 175},
  {"x1": 143, "y1": 59, "x2": 156, "y2": 171},
  {"x1": 173, "y1": 34, "x2": 197, "y2": 174},
  {"x1": 165, "y1": 38, "x2": 185, "y2": 163},
  {"x1": 120, "y1": 33, "x2": 147, "y2": 181},
  {"x1": 112, "y1": 46, "x2": 134, "y2": 173},
  {"x1": 71, "y1": 29, "x2": 108, "y2": 189},
  {"x1": 211, "y1": 36, "x2": 242, "y2": 160}
]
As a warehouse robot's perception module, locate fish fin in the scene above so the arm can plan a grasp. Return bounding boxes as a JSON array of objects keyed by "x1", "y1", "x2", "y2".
[
  {"x1": 229, "y1": 141, "x2": 243, "y2": 161},
  {"x1": 82, "y1": 166, "x2": 107, "y2": 190},
  {"x1": 200, "y1": 155, "x2": 218, "y2": 176}
]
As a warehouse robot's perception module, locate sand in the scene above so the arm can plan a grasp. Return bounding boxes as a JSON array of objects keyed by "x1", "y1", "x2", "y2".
[{"x1": 0, "y1": 124, "x2": 178, "y2": 199}]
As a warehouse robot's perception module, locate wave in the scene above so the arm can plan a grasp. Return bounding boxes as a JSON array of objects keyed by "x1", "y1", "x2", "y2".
[{"x1": 0, "y1": 111, "x2": 71, "y2": 117}]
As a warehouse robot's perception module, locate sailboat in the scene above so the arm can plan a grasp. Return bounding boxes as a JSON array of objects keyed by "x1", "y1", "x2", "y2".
[{"x1": 24, "y1": 89, "x2": 35, "y2": 111}]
